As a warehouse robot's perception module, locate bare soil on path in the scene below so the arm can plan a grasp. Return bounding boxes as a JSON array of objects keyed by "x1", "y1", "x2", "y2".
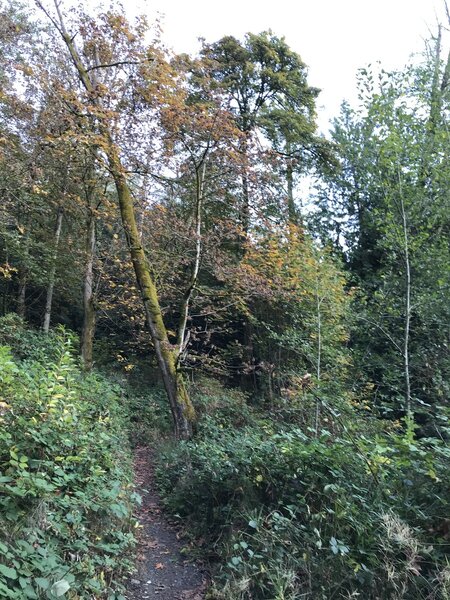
[{"x1": 126, "y1": 446, "x2": 207, "y2": 600}]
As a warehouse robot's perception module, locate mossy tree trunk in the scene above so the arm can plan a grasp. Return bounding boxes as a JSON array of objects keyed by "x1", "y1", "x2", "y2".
[
  {"x1": 107, "y1": 145, "x2": 195, "y2": 439},
  {"x1": 46, "y1": 0, "x2": 196, "y2": 438}
]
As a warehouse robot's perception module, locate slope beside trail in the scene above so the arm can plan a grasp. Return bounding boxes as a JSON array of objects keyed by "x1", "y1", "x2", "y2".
[{"x1": 126, "y1": 446, "x2": 207, "y2": 600}]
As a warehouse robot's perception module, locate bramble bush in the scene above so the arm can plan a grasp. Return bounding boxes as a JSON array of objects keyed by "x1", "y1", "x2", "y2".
[
  {"x1": 0, "y1": 316, "x2": 139, "y2": 599},
  {"x1": 156, "y1": 381, "x2": 450, "y2": 599}
]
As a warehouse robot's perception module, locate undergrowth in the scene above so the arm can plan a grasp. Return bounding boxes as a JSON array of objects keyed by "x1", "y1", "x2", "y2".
[
  {"x1": 156, "y1": 379, "x2": 450, "y2": 599},
  {"x1": 2, "y1": 313, "x2": 449, "y2": 599},
  {"x1": 0, "y1": 315, "x2": 139, "y2": 599}
]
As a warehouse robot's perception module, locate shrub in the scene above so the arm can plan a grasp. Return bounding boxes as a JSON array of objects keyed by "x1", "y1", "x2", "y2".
[
  {"x1": 0, "y1": 322, "x2": 139, "y2": 599},
  {"x1": 156, "y1": 384, "x2": 450, "y2": 599}
]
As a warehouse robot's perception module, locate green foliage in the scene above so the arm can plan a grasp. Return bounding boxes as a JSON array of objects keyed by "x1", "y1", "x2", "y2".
[
  {"x1": 312, "y1": 49, "x2": 450, "y2": 425},
  {"x1": 0, "y1": 3, "x2": 448, "y2": 597},
  {"x1": 156, "y1": 383, "x2": 450, "y2": 599},
  {"x1": 241, "y1": 226, "x2": 350, "y2": 394},
  {"x1": 201, "y1": 31, "x2": 318, "y2": 135},
  {"x1": 0, "y1": 319, "x2": 138, "y2": 599},
  {"x1": 126, "y1": 386, "x2": 173, "y2": 443},
  {"x1": 0, "y1": 313, "x2": 77, "y2": 362}
]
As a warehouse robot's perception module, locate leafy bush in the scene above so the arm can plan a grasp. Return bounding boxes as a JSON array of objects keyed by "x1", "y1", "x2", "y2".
[
  {"x1": 156, "y1": 384, "x2": 450, "y2": 599},
  {"x1": 125, "y1": 387, "x2": 173, "y2": 444},
  {"x1": 0, "y1": 313, "x2": 75, "y2": 363},
  {"x1": 0, "y1": 319, "x2": 139, "y2": 599}
]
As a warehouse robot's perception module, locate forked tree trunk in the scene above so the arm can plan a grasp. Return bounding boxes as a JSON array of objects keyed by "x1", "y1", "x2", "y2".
[
  {"x1": 81, "y1": 209, "x2": 96, "y2": 371},
  {"x1": 48, "y1": 4, "x2": 195, "y2": 438},
  {"x1": 110, "y1": 156, "x2": 195, "y2": 439},
  {"x1": 43, "y1": 206, "x2": 63, "y2": 333}
]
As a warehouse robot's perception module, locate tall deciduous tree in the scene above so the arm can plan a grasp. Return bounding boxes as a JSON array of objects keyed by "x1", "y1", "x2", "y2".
[
  {"x1": 200, "y1": 32, "x2": 326, "y2": 230},
  {"x1": 37, "y1": 1, "x2": 196, "y2": 438}
]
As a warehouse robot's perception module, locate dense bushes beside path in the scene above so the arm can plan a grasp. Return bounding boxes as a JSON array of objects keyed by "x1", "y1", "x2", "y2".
[
  {"x1": 156, "y1": 381, "x2": 450, "y2": 599},
  {"x1": 0, "y1": 315, "x2": 139, "y2": 599}
]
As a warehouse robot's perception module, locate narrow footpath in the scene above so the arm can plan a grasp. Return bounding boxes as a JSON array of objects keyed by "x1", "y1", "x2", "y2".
[{"x1": 126, "y1": 447, "x2": 207, "y2": 600}]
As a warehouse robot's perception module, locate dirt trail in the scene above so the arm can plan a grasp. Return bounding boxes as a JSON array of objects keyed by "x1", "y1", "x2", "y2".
[{"x1": 126, "y1": 447, "x2": 207, "y2": 600}]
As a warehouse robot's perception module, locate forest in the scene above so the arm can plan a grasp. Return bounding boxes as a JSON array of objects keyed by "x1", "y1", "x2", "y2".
[{"x1": 0, "y1": 0, "x2": 449, "y2": 598}]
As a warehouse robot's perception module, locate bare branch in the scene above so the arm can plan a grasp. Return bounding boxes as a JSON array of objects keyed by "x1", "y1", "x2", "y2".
[
  {"x1": 86, "y1": 60, "x2": 143, "y2": 72},
  {"x1": 34, "y1": 0, "x2": 63, "y2": 35}
]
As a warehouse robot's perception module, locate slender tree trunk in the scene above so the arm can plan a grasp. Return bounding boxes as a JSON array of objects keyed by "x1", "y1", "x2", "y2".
[
  {"x1": 43, "y1": 206, "x2": 63, "y2": 333},
  {"x1": 285, "y1": 141, "x2": 298, "y2": 225},
  {"x1": 286, "y1": 157, "x2": 297, "y2": 224},
  {"x1": 81, "y1": 208, "x2": 96, "y2": 371},
  {"x1": 17, "y1": 215, "x2": 30, "y2": 319},
  {"x1": 397, "y1": 166, "x2": 412, "y2": 418},
  {"x1": 137, "y1": 174, "x2": 148, "y2": 241},
  {"x1": 2, "y1": 280, "x2": 10, "y2": 316},
  {"x1": 17, "y1": 270, "x2": 27, "y2": 318},
  {"x1": 240, "y1": 135, "x2": 250, "y2": 237},
  {"x1": 314, "y1": 275, "x2": 323, "y2": 437},
  {"x1": 241, "y1": 172, "x2": 250, "y2": 234},
  {"x1": 400, "y1": 195, "x2": 412, "y2": 418},
  {"x1": 428, "y1": 27, "x2": 449, "y2": 138},
  {"x1": 176, "y1": 156, "x2": 207, "y2": 360},
  {"x1": 238, "y1": 133, "x2": 256, "y2": 388},
  {"x1": 419, "y1": 29, "x2": 450, "y2": 187}
]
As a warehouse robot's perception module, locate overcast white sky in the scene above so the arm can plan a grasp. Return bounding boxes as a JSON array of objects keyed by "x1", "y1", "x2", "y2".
[{"x1": 133, "y1": 0, "x2": 448, "y2": 133}]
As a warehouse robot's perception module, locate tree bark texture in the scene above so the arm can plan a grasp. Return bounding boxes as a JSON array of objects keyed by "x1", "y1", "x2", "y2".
[{"x1": 109, "y1": 156, "x2": 195, "y2": 439}]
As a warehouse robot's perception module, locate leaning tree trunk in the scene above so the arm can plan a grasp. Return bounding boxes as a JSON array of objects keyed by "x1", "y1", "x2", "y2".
[
  {"x1": 109, "y1": 152, "x2": 195, "y2": 439},
  {"x1": 80, "y1": 208, "x2": 96, "y2": 371},
  {"x1": 48, "y1": 0, "x2": 196, "y2": 439},
  {"x1": 43, "y1": 206, "x2": 63, "y2": 333}
]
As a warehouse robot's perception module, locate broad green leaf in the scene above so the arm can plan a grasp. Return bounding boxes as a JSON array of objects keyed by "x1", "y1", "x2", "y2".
[
  {"x1": 35, "y1": 577, "x2": 50, "y2": 590},
  {"x1": 0, "y1": 564, "x2": 17, "y2": 579},
  {"x1": 50, "y1": 579, "x2": 70, "y2": 597}
]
